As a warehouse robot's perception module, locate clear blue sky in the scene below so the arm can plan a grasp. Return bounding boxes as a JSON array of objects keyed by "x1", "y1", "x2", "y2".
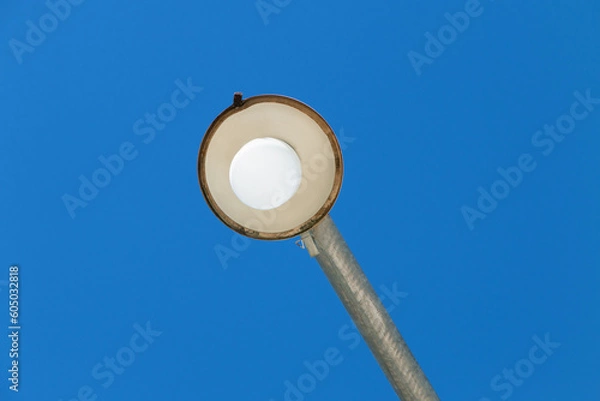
[{"x1": 1, "y1": 0, "x2": 599, "y2": 400}]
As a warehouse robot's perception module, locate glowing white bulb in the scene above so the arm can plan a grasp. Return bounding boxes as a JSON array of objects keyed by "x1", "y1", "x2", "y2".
[{"x1": 229, "y1": 137, "x2": 302, "y2": 210}]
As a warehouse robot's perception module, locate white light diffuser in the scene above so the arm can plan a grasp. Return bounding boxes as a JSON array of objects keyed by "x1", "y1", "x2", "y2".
[{"x1": 229, "y1": 137, "x2": 302, "y2": 210}]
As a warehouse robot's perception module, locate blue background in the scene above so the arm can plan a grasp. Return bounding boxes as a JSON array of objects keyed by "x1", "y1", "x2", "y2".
[{"x1": 1, "y1": 0, "x2": 599, "y2": 400}]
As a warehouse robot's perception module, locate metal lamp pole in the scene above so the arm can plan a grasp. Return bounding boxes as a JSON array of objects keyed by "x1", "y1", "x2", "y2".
[
  {"x1": 197, "y1": 93, "x2": 439, "y2": 401},
  {"x1": 301, "y1": 215, "x2": 440, "y2": 401}
]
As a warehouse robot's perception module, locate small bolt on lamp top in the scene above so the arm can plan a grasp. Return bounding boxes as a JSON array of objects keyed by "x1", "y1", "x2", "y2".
[{"x1": 233, "y1": 92, "x2": 243, "y2": 107}]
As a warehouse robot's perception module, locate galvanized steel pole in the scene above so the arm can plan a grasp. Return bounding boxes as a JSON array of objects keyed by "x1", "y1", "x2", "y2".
[{"x1": 302, "y1": 215, "x2": 439, "y2": 401}]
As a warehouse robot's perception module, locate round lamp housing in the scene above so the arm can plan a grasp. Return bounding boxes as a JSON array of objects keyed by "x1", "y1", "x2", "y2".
[{"x1": 198, "y1": 94, "x2": 343, "y2": 240}]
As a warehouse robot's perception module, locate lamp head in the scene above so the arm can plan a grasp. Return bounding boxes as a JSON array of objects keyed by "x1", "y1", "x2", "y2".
[{"x1": 198, "y1": 94, "x2": 343, "y2": 240}]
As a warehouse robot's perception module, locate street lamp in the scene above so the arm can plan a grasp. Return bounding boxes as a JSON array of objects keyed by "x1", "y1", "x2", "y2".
[{"x1": 197, "y1": 93, "x2": 440, "y2": 401}]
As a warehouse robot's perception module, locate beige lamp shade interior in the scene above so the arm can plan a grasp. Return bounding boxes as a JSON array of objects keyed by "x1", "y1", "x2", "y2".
[{"x1": 198, "y1": 95, "x2": 343, "y2": 240}]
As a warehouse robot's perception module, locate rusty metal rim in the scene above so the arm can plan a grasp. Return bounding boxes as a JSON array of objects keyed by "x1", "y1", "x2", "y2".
[{"x1": 197, "y1": 94, "x2": 343, "y2": 240}]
